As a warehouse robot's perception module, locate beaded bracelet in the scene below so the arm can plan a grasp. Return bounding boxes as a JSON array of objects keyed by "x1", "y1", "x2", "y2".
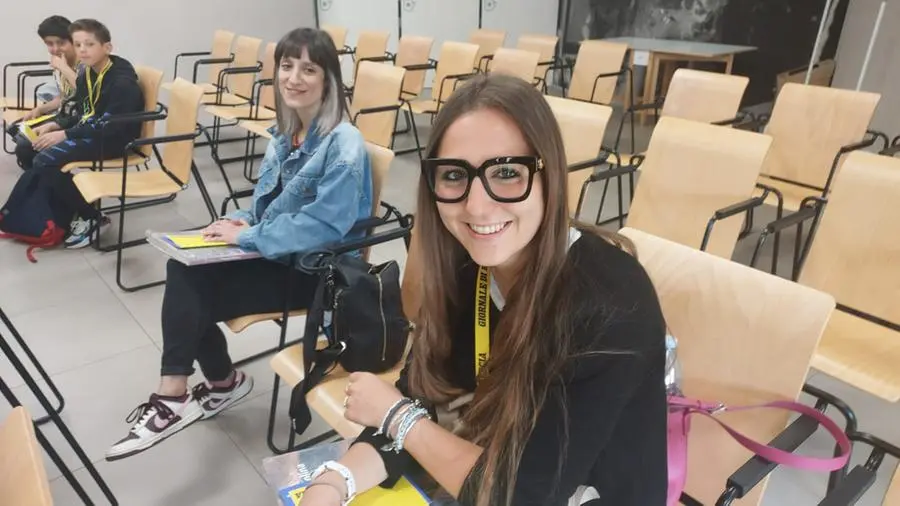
[
  {"x1": 376, "y1": 398, "x2": 413, "y2": 436},
  {"x1": 390, "y1": 404, "x2": 431, "y2": 454}
]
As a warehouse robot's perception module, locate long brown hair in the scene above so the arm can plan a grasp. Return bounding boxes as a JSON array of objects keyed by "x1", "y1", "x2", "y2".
[{"x1": 407, "y1": 74, "x2": 628, "y2": 505}]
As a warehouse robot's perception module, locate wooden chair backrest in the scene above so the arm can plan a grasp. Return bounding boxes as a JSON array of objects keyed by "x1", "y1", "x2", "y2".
[
  {"x1": 544, "y1": 95, "x2": 613, "y2": 216},
  {"x1": 353, "y1": 30, "x2": 391, "y2": 78},
  {"x1": 629, "y1": 117, "x2": 772, "y2": 259},
  {"x1": 351, "y1": 62, "x2": 405, "y2": 149},
  {"x1": 469, "y1": 29, "x2": 506, "y2": 71},
  {"x1": 361, "y1": 142, "x2": 395, "y2": 263},
  {"x1": 322, "y1": 25, "x2": 348, "y2": 50},
  {"x1": 0, "y1": 407, "x2": 53, "y2": 506},
  {"x1": 661, "y1": 69, "x2": 748, "y2": 124},
  {"x1": 133, "y1": 66, "x2": 164, "y2": 157},
  {"x1": 620, "y1": 227, "x2": 835, "y2": 506},
  {"x1": 259, "y1": 42, "x2": 277, "y2": 110},
  {"x1": 763, "y1": 83, "x2": 880, "y2": 189},
  {"x1": 516, "y1": 33, "x2": 558, "y2": 80},
  {"x1": 395, "y1": 35, "x2": 434, "y2": 98},
  {"x1": 490, "y1": 48, "x2": 540, "y2": 83},
  {"x1": 568, "y1": 40, "x2": 628, "y2": 105},
  {"x1": 207, "y1": 30, "x2": 235, "y2": 85},
  {"x1": 229, "y1": 35, "x2": 263, "y2": 99},
  {"x1": 776, "y1": 59, "x2": 836, "y2": 95},
  {"x1": 161, "y1": 79, "x2": 204, "y2": 183},
  {"x1": 799, "y1": 151, "x2": 900, "y2": 325},
  {"x1": 433, "y1": 42, "x2": 479, "y2": 104}
]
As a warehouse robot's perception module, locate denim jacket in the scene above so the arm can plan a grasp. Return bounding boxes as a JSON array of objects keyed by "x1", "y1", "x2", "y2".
[{"x1": 227, "y1": 120, "x2": 373, "y2": 263}]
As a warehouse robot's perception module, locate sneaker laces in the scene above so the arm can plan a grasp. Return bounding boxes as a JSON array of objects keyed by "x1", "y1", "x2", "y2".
[
  {"x1": 191, "y1": 383, "x2": 212, "y2": 404},
  {"x1": 126, "y1": 397, "x2": 175, "y2": 431}
]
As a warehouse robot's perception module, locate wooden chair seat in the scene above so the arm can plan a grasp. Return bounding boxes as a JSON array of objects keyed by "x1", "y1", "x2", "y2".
[
  {"x1": 811, "y1": 309, "x2": 900, "y2": 403},
  {"x1": 61, "y1": 153, "x2": 150, "y2": 173},
  {"x1": 407, "y1": 99, "x2": 438, "y2": 115},
  {"x1": 754, "y1": 174, "x2": 819, "y2": 212},
  {"x1": 73, "y1": 167, "x2": 182, "y2": 203},
  {"x1": 225, "y1": 310, "x2": 306, "y2": 333},
  {"x1": 1, "y1": 109, "x2": 31, "y2": 123},
  {"x1": 206, "y1": 104, "x2": 276, "y2": 122},
  {"x1": 237, "y1": 119, "x2": 274, "y2": 139},
  {"x1": 270, "y1": 343, "x2": 404, "y2": 438},
  {"x1": 200, "y1": 92, "x2": 249, "y2": 106},
  {"x1": 0, "y1": 407, "x2": 53, "y2": 506}
]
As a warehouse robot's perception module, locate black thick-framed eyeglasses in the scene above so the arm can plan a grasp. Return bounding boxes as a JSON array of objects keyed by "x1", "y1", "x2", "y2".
[{"x1": 421, "y1": 156, "x2": 544, "y2": 204}]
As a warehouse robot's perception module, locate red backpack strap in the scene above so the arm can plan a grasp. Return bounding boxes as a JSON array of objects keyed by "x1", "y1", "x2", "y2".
[{"x1": 669, "y1": 396, "x2": 851, "y2": 472}]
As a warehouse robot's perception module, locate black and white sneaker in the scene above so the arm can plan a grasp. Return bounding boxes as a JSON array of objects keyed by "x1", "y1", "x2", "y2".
[
  {"x1": 192, "y1": 371, "x2": 254, "y2": 420},
  {"x1": 64, "y1": 215, "x2": 111, "y2": 249},
  {"x1": 105, "y1": 393, "x2": 203, "y2": 462}
]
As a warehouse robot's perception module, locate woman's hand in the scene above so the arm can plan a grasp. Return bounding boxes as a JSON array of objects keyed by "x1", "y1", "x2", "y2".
[
  {"x1": 201, "y1": 219, "x2": 249, "y2": 245},
  {"x1": 33, "y1": 123, "x2": 59, "y2": 136},
  {"x1": 344, "y1": 372, "x2": 405, "y2": 429},
  {"x1": 33, "y1": 130, "x2": 67, "y2": 151}
]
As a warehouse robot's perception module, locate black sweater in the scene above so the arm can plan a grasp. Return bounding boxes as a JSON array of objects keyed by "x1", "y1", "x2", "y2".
[
  {"x1": 355, "y1": 232, "x2": 669, "y2": 505},
  {"x1": 58, "y1": 55, "x2": 144, "y2": 148}
]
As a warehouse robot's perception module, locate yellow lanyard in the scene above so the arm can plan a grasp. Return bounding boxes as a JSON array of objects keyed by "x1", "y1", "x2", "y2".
[
  {"x1": 82, "y1": 60, "x2": 112, "y2": 120},
  {"x1": 474, "y1": 265, "x2": 491, "y2": 381}
]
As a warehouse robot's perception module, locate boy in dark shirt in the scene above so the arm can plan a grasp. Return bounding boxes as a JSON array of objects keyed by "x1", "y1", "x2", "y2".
[{"x1": 21, "y1": 18, "x2": 144, "y2": 248}]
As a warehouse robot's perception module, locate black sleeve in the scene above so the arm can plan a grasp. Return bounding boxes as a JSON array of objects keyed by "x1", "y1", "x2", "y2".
[
  {"x1": 65, "y1": 75, "x2": 142, "y2": 140},
  {"x1": 459, "y1": 239, "x2": 669, "y2": 505}
]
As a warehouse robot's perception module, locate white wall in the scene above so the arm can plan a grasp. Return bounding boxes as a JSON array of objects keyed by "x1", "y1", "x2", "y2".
[
  {"x1": 1, "y1": 0, "x2": 316, "y2": 91},
  {"x1": 833, "y1": 0, "x2": 900, "y2": 135},
  {"x1": 481, "y1": 0, "x2": 559, "y2": 45}
]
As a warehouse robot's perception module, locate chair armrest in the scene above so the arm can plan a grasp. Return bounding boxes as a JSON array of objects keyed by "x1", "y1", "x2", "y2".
[
  {"x1": 192, "y1": 55, "x2": 235, "y2": 84},
  {"x1": 19, "y1": 69, "x2": 54, "y2": 78},
  {"x1": 713, "y1": 194, "x2": 768, "y2": 221},
  {"x1": 352, "y1": 104, "x2": 402, "y2": 124},
  {"x1": 127, "y1": 127, "x2": 202, "y2": 150},
  {"x1": 840, "y1": 132, "x2": 880, "y2": 155},
  {"x1": 216, "y1": 63, "x2": 263, "y2": 90},
  {"x1": 299, "y1": 215, "x2": 416, "y2": 272},
  {"x1": 337, "y1": 46, "x2": 355, "y2": 56},
  {"x1": 231, "y1": 189, "x2": 254, "y2": 200},
  {"x1": 719, "y1": 414, "x2": 821, "y2": 500},
  {"x1": 628, "y1": 99, "x2": 665, "y2": 113},
  {"x1": 588, "y1": 162, "x2": 639, "y2": 183},
  {"x1": 761, "y1": 198, "x2": 824, "y2": 234},
  {"x1": 99, "y1": 103, "x2": 168, "y2": 126},
  {"x1": 568, "y1": 150, "x2": 618, "y2": 172},
  {"x1": 712, "y1": 111, "x2": 753, "y2": 127},
  {"x1": 449, "y1": 73, "x2": 479, "y2": 91},
  {"x1": 359, "y1": 55, "x2": 396, "y2": 64},
  {"x1": 403, "y1": 62, "x2": 437, "y2": 72},
  {"x1": 258, "y1": 78, "x2": 274, "y2": 87}
]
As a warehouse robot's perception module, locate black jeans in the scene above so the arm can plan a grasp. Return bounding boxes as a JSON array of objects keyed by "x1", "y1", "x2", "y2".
[
  {"x1": 22, "y1": 137, "x2": 124, "y2": 220},
  {"x1": 160, "y1": 258, "x2": 319, "y2": 381}
]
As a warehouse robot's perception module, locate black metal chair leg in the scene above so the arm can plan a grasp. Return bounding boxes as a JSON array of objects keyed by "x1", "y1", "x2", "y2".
[
  {"x1": 0, "y1": 308, "x2": 65, "y2": 426},
  {"x1": 0, "y1": 333, "x2": 119, "y2": 505}
]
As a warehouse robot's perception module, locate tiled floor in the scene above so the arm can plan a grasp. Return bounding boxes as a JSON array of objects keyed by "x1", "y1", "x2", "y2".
[{"x1": 0, "y1": 107, "x2": 897, "y2": 505}]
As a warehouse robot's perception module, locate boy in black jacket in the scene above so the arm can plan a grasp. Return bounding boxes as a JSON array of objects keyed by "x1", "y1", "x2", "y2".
[{"x1": 22, "y1": 18, "x2": 144, "y2": 248}]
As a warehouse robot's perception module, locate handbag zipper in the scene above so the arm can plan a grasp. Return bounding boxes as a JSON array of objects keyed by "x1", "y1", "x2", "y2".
[{"x1": 376, "y1": 269, "x2": 388, "y2": 361}]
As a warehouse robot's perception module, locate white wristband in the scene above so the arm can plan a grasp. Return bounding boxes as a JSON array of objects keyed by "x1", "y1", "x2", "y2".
[{"x1": 311, "y1": 460, "x2": 357, "y2": 504}]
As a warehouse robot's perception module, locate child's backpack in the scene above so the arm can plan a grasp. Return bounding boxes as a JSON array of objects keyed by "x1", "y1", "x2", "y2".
[{"x1": 0, "y1": 169, "x2": 72, "y2": 262}]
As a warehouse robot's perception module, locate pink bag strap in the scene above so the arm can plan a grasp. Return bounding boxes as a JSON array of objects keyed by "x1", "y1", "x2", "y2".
[{"x1": 669, "y1": 396, "x2": 852, "y2": 472}]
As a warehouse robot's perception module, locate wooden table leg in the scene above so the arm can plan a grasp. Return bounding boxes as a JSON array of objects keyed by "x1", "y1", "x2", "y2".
[{"x1": 724, "y1": 54, "x2": 735, "y2": 74}]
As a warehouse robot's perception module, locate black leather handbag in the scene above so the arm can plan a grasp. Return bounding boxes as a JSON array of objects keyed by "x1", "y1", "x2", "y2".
[{"x1": 289, "y1": 253, "x2": 410, "y2": 435}]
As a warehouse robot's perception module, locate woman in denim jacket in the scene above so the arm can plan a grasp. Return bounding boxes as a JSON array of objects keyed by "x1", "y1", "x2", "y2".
[{"x1": 107, "y1": 28, "x2": 374, "y2": 461}]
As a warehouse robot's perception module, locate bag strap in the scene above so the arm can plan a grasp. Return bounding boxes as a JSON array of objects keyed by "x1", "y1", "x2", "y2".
[
  {"x1": 288, "y1": 269, "x2": 345, "y2": 435},
  {"x1": 669, "y1": 396, "x2": 851, "y2": 472}
]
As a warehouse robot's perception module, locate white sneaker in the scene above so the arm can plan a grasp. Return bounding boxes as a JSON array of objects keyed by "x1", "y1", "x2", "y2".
[
  {"x1": 191, "y1": 371, "x2": 254, "y2": 420},
  {"x1": 105, "y1": 393, "x2": 203, "y2": 462},
  {"x1": 65, "y1": 215, "x2": 110, "y2": 249}
]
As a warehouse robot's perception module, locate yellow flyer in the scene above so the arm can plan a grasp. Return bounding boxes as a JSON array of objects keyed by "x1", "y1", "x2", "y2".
[{"x1": 283, "y1": 476, "x2": 429, "y2": 505}]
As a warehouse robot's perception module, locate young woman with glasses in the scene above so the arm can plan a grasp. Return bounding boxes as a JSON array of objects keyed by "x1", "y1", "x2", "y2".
[{"x1": 300, "y1": 74, "x2": 668, "y2": 506}]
